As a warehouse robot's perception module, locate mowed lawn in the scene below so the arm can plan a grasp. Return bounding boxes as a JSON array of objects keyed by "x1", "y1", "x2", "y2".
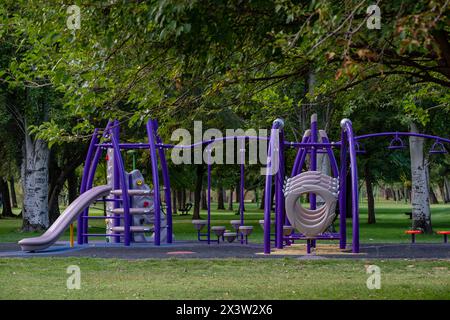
[
  {"x1": 1, "y1": 201, "x2": 450, "y2": 244},
  {"x1": 0, "y1": 258, "x2": 449, "y2": 299},
  {"x1": 0, "y1": 201, "x2": 449, "y2": 300}
]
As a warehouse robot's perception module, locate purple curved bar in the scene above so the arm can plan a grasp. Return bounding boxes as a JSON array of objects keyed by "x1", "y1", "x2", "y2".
[
  {"x1": 275, "y1": 129, "x2": 285, "y2": 249},
  {"x1": 341, "y1": 120, "x2": 359, "y2": 253},
  {"x1": 354, "y1": 132, "x2": 450, "y2": 144},
  {"x1": 339, "y1": 129, "x2": 347, "y2": 250},
  {"x1": 152, "y1": 119, "x2": 173, "y2": 244},
  {"x1": 110, "y1": 124, "x2": 132, "y2": 246},
  {"x1": 321, "y1": 136, "x2": 339, "y2": 178},
  {"x1": 290, "y1": 134, "x2": 310, "y2": 176},
  {"x1": 263, "y1": 119, "x2": 284, "y2": 254},
  {"x1": 83, "y1": 121, "x2": 114, "y2": 244},
  {"x1": 77, "y1": 128, "x2": 100, "y2": 244},
  {"x1": 146, "y1": 120, "x2": 161, "y2": 246}
]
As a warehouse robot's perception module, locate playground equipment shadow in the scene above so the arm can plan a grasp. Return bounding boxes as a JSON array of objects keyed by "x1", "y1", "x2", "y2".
[{"x1": 0, "y1": 241, "x2": 449, "y2": 260}]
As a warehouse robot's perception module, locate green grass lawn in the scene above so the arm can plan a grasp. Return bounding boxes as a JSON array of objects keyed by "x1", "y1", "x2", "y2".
[
  {"x1": 1, "y1": 200, "x2": 449, "y2": 244},
  {"x1": 0, "y1": 258, "x2": 449, "y2": 299},
  {"x1": 1, "y1": 201, "x2": 449, "y2": 300}
]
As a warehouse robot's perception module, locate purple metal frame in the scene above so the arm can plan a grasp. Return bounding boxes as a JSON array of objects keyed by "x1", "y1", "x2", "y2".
[
  {"x1": 339, "y1": 129, "x2": 348, "y2": 250},
  {"x1": 110, "y1": 123, "x2": 132, "y2": 246},
  {"x1": 341, "y1": 119, "x2": 359, "y2": 253},
  {"x1": 275, "y1": 128, "x2": 285, "y2": 249},
  {"x1": 263, "y1": 119, "x2": 284, "y2": 254},
  {"x1": 77, "y1": 114, "x2": 450, "y2": 253},
  {"x1": 152, "y1": 119, "x2": 173, "y2": 244},
  {"x1": 146, "y1": 120, "x2": 161, "y2": 246},
  {"x1": 77, "y1": 128, "x2": 100, "y2": 245}
]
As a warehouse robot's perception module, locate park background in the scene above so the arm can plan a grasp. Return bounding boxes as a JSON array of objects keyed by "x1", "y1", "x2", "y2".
[{"x1": 0, "y1": 0, "x2": 449, "y2": 299}]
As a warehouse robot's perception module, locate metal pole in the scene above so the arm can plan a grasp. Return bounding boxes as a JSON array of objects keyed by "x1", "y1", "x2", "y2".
[
  {"x1": 263, "y1": 119, "x2": 284, "y2": 254},
  {"x1": 146, "y1": 120, "x2": 161, "y2": 246},
  {"x1": 207, "y1": 152, "x2": 212, "y2": 245},
  {"x1": 84, "y1": 122, "x2": 114, "y2": 244},
  {"x1": 310, "y1": 114, "x2": 318, "y2": 209},
  {"x1": 110, "y1": 121, "x2": 131, "y2": 246},
  {"x1": 310, "y1": 114, "x2": 318, "y2": 249},
  {"x1": 339, "y1": 129, "x2": 348, "y2": 250},
  {"x1": 152, "y1": 120, "x2": 173, "y2": 244},
  {"x1": 240, "y1": 138, "x2": 245, "y2": 226},
  {"x1": 290, "y1": 133, "x2": 310, "y2": 177},
  {"x1": 275, "y1": 127, "x2": 285, "y2": 249},
  {"x1": 341, "y1": 119, "x2": 359, "y2": 253},
  {"x1": 77, "y1": 128, "x2": 100, "y2": 245}
]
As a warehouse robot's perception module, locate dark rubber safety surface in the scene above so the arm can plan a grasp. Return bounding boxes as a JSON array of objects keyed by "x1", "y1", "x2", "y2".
[{"x1": 0, "y1": 241, "x2": 449, "y2": 260}]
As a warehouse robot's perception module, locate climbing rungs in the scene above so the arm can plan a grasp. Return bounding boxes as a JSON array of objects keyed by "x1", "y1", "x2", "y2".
[
  {"x1": 110, "y1": 208, "x2": 152, "y2": 215},
  {"x1": 110, "y1": 189, "x2": 153, "y2": 196},
  {"x1": 111, "y1": 226, "x2": 152, "y2": 233}
]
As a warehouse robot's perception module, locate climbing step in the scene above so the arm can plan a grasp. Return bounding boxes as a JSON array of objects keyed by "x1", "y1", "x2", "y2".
[
  {"x1": 110, "y1": 189, "x2": 153, "y2": 196},
  {"x1": 110, "y1": 208, "x2": 152, "y2": 215},
  {"x1": 111, "y1": 226, "x2": 151, "y2": 233}
]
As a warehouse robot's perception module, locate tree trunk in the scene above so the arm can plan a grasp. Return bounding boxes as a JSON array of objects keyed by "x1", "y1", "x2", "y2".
[
  {"x1": 409, "y1": 123, "x2": 432, "y2": 233},
  {"x1": 172, "y1": 189, "x2": 177, "y2": 214},
  {"x1": 364, "y1": 163, "x2": 376, "y2": 224},
  {"x1": 217, "y1": 185, "x2": 225, "y2": 210},
  {"x1": 193, "y1": 165, "x2": 204, "y2": 219},
  {"x1": 429, "y1": 186, "x2": 439, "y2": 204},
  {"x1": 21, "y1": 132, "x2": 50, "y2": 231},
  {"x1": 48, "y1": 151, "x2": 81, "y2": 224},
  {"x1": 67, "y1": 170, "x2": 78, "y2": 203},
  {"x1": 201, "y1": 189, "x2": 207, "y2": 210},
  {"x1": 0, "y1": 178, "x2": 13, "y2": 217},
  {"x1": 48, "y1": 152, "x2": 62, "y2": 223},
  {"x1": 438, "y1": 184, "x2": 446, "y2": 203},
  {"x1": 383, "y1": 187, "x2": 390, "y2": 200},
  {"x1": 259, "y1": 188, "x2": 264, "y2": 209},
  {"x1": 9, "y1": 177, "x2": 18, "y2": 208},
  {"x1": 228, "y1": 189, "x2": 233, "y2": 211},
  {"x1": 444, "y1": 177, "x2": 450, "y2": 203},
  {"x1": 182, "y1": 189, "x2": 186, "y2": 206},
  {"x1": 346, "y1": 171, "x2": 352, "y2": 218}
]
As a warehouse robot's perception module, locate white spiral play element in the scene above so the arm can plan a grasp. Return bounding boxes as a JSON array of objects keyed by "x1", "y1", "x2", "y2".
[{"x1": 284, "y1": 171, "x2": 339, "y2": 237}]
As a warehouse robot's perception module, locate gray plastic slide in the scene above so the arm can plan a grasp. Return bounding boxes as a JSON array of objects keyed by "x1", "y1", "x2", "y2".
[{"x1": 18, "y1": 185, "x2": 112, "y2": 252}]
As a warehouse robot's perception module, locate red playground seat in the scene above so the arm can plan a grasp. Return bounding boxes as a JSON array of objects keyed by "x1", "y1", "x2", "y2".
[
  {"x1": 436, "y1": 231, "x2": 450, "y2": 243},
  {"x1": 405, "y1": 230, "x2": 422, "y2": 243}
]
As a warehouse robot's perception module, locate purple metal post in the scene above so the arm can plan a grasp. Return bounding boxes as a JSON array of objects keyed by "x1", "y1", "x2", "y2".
[
  {"x1": 338, "y1": 129, "x2": 348, "y2": 249},
  {"x1": 146, "y1": 120, "x2": 161, "y2": 246},
  {"x1": 341, "y1": 119, "x2": 359, "y2": 253},
  {"x1": 77, "y1": 128, "x2": 100, "y2": 245},
  {"x1": 290, "y1": 134, "x2": 310, "y2": 177},
  {"x1": 83, "y1": 121, "x2": 114, "y2": 244},
  {"x1": 295, "y1": 138, "x2": 310, "y2": 176},
  {"x1": 152, "y1": 120, "x2": 173, "y2": 244},
  {"x1": 309, "y1": 114, "x2": 318, "y2": 209},
  {"x1": 275, "y1": 127, "x2": 285, "y2": 249},
  {"x1": 110, "y1": 122, "x2": 131, "y2": 246},
  {"x1": 321, "y1": 136, "x2": 339, "y2": 178},
  {"x1": 112, "y1": 121, "x2": 121, "y2": 243},
  {"x1": 239, "y1": 141, "x2": 245, "y2": 244},
  {"x1": 309, "y1": 115, "x2": 318, "y2": 249},
  {"x1": 207, "y1": 155, "x2": 212, "y2": 245},
  {"x1": 239, "y1": 138, "x2": 245, "y2": 226},
  {"x1": 263, "y1": 119, "x2": 284, "y2": 254}
]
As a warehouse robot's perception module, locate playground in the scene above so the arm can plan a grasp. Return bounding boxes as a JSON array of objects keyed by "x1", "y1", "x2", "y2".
[
  {"x1": 1, "y1": 115, "x2": 450, "y2": 300},
  {"x1": 1, "y1": 1, "x2": 450, "y2": 301}
]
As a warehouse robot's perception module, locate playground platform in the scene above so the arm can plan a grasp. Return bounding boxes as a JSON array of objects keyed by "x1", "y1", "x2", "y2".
[{"x1": 0, "y1": 241, "x2": 449, "y2": 260}]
